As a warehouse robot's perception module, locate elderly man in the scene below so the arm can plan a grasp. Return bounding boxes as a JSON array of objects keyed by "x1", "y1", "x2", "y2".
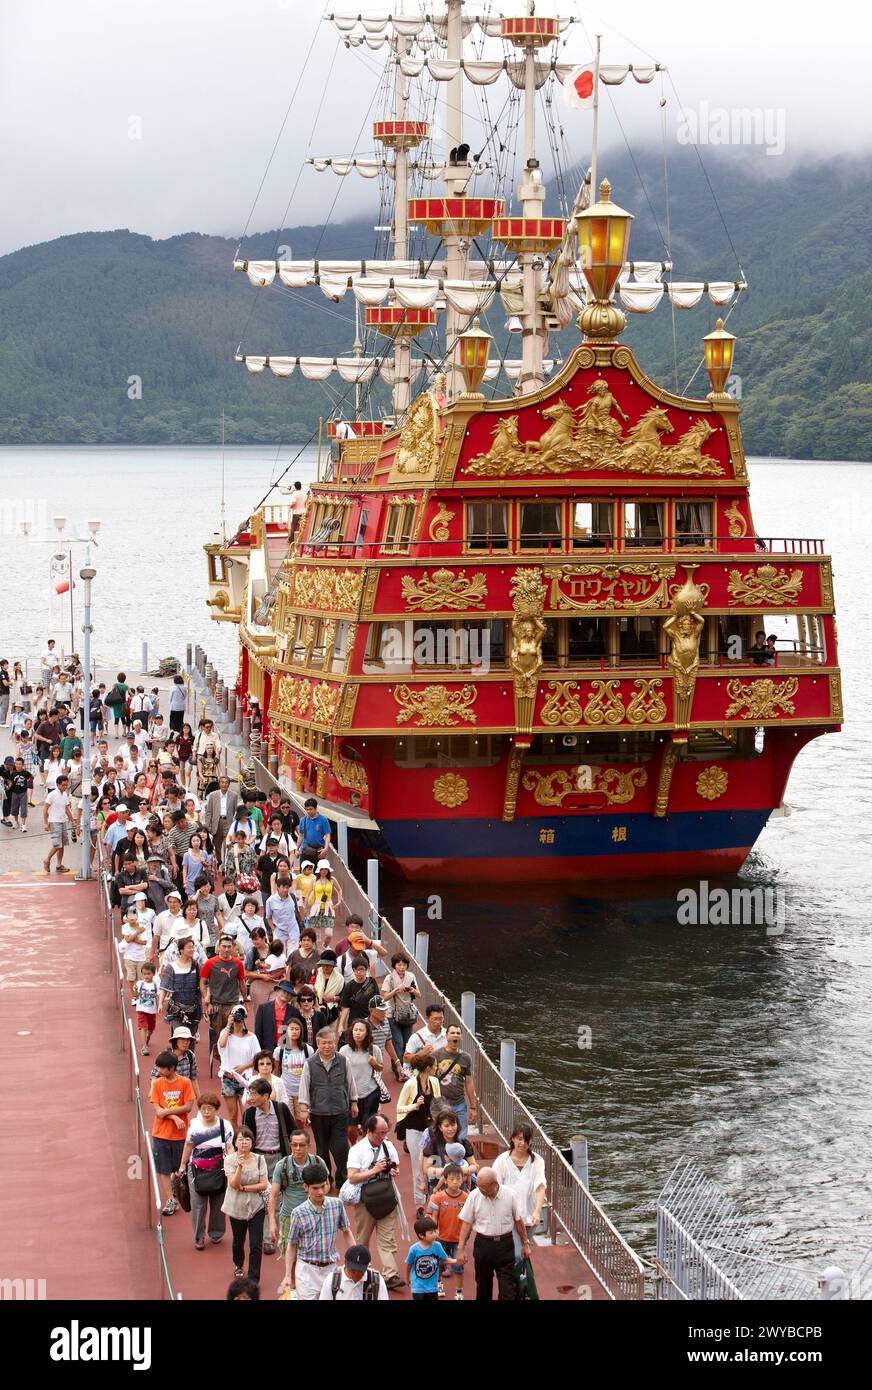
[
  {"x1": 297, "y1": 1027, "x2": 358, "y2": 1191},
  {"x1": 456, "y1": 1167, "x2": 531, "y2": 1301},
  {"x1": 347, "y1": 1113, "x2": 405, "y2": 1290},
  {"x1": 203, "y1": 775, "x2": 239, "y2": 864}
]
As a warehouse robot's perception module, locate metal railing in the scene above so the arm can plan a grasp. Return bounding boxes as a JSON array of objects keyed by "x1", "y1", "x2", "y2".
[
  {"x1": 96, "y1": 839, "x2": 179, "y2": 1300},
  {"x1": 293, "y1": 534, "x2": 827, "y2": 560}
]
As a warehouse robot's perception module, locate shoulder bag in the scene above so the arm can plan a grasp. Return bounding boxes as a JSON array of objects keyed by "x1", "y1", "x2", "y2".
[
  {"x1": 191, "y1": 1120, "x2": 229, "y2": 1194},
  {"x1": 360, "y1": 1141, "x2": 398, "y2": 1221}
]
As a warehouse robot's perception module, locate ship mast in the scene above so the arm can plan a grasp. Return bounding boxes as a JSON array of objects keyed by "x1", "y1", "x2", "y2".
[
  {"x1": 443, "y1": 0, "x2": 466, "y2": 401},
  {"x1": 517, "y1": 0, "x2": 547, "y2": 396},
  {"x1": 392, "y1": 27, "x2": 412, "y2": 419}
]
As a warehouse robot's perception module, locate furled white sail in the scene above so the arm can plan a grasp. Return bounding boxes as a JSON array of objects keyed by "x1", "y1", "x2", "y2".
[
  {"x1": 395, "y1": 55, "x2": 662, "y2": 89},
  {"x1": 326, "y1": 12, "x2": 575, "y2": 42},
  {"x1": 235, "y1": 354, "x2": 554, "y2": 384},
  {"x1": 307, "y1": 156, "x2": 490, "y2": 180}
]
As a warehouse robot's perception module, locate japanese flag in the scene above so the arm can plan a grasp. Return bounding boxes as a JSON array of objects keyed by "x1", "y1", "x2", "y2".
[{"x1": 564, "y1": 62, "x2": 596, "y2": 109}]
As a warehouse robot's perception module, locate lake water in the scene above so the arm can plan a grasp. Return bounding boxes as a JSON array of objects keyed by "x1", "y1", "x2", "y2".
[{"x1": 1, "y1": 446, "x2": 869, "y2": 1279}]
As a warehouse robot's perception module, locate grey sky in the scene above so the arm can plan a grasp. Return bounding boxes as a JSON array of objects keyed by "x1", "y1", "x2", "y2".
[{"x1": 1, "y1": 0, "x2": 868, "y2": 256}]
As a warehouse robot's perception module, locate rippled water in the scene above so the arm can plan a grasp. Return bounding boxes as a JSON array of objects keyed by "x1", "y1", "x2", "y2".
[{"x1": 2, "y1": 447, "x2": 869, "y2": 1275}]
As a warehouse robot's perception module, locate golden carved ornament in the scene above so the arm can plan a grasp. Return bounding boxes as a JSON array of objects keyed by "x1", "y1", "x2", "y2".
[
  {"x1": 549, "y1": 563, "x2": 676, "y2": 612},
  {"x1": 696, "y1": 766, "x2": 729, "y2": 800},
  {"x1": 522, "y1": 766, "x2": 647, "y2": 808},
  {"x1": 393, "y1": 390, "x2": 440, "y2": 476},
  {"x1": 664, "y1": 567, "x2": 705, "y2": 724},
  {"x1": 819, "y1": 560, "x2": 834, "y2": 609},
  {"x1": 315, "y1": 765, "x2": 327, "y2": 799},
  {"x1": 332, "y1": 746, "x2": 369, "y2": 796},
  {"x1": 510, "y1": 568, "x2": 547, "y2": 730},
  {"x1": 394, "y1": 683, "x2": 478, "y2": 727},
  {"x1": 466, "y1": 383, "x2": 723, "y2": 478},
  {"x1": 335, "y1": 569, "x2": 363, "y2": 612},
  {"x1": 277, "y1": 676, "x2": 297, "y2": 716},
  {"x1": 311, "y1": 681, "x2": 339, "y2": 726},
  {"x1": 344, "y1": 624, "x2": 358, "y2": 672},
  {"x1": 360, "y1": 570, "x2": 379, "y2": 615},
  {"x1": 727, "y1": 564, "x2": 804, "y2": 608},
  {"x1": 583, "y1": 679, "x2": 626, "y2": 726},
  {"x1": 540, "y1": 680, "x2": 583, "y2": 727},
  {"x1": 625, "y1": 678, "x2": 668, "y2": 725},
  {"x1": 428, "y1": 504, "x2": 455, "y2": 543},
  {"x1": 401, "y1": 568, "x2": 488, "y2": 612},
  {"x1": 335, "y1": 684, "x2": 359, "y2": 730},
  {"x1": 724, "y1": 502, "x2": 748, "y2": 539},
  {"x1": 433, "y1": 772, "x2": 469, "y2": 808},
  {"x1": 296, "y1": 679, "x2": 312, "y2": 718},
  {"x1": 501, "y1": 744, "x2": 527, "y2": 823},
  {"x1": 725, "y1": 676, "x2": 799, "y2": 720},
  {"x1": 654, "y1": 739, "x2": 679, "y2": 817},
  {"x1": 829, "y1": 671, "x2": 843, "y2": 721}
]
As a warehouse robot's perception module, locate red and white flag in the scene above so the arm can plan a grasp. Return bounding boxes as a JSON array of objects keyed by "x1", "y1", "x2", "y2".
[{"x1": 563, "y1": 62, "x2": 597, "y2": 109}]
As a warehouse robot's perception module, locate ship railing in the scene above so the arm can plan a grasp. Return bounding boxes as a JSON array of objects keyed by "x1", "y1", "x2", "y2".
[
  {"x1": 294, "y1": 534, "x2": 826, "y2": 558},
  {"x1": 96, "y1": 838, "x2": 181, "y2": 1300},
  {"x1": 321, "y1": 846, "x2": 645, "y2": 1300}
]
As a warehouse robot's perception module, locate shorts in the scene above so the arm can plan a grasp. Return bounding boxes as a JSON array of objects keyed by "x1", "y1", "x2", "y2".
[
  {"x1": 125, "y1": 958, "x2": 148, "y2": 984},
  {"x1": 152, "y1": 1137, "x2": 185, "y2": 1175},
  {"x1": 136, "y1": 1010, "x2": 157, "y2": 1034},
  {"x1": 221, "y1": 1075, "x2": 246, "y2": 1098},
  {"x1": 49, "y1": 823, "x2": 69, "y2": 848}
]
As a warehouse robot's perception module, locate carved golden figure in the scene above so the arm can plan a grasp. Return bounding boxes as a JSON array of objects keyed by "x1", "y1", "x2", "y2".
[
  {"x1": 725, "y1": 676, "x2": 799, "y2": 720},
  {"x1": 393, "y1": 390, "x2": 440, "y2": 476},
  {"x1": 664, "y1": 569, "x2": 706, "y2": 725},
  {"x1": 394, "y1": 683, "x2": 478, "y2": 727},
  {"x1": 510, "y1": 569, "x2": 547, "y2": 731},
  {"x1": 727, "y1": 564, "x2": 804, "y2": 608}
]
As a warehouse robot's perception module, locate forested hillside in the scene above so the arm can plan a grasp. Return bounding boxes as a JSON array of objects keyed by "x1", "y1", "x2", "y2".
[{"x1": 0, "y1": 148, "x2": 869, "y2": 458}]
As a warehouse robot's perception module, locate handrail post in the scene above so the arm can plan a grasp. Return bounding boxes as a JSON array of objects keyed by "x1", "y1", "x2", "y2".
[
  {"x1": 499, "y1": 1038, "x2": 516, "y2": 1092},
  {"x1": 414, "y1": 931, "x2": 429, "y2": 972},
  {"x1": 402, "y1": 905, "x2": 416, "y2": 954},
  {"x1": 366, "y1": 859, "x2": 379, "y2": 935},
  {"x1": 461, "y1": 991, "x2": 476, "y2": 1036}
]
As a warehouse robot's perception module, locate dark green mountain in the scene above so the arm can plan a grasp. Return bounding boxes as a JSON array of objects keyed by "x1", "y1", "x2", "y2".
[{"x1": 0, "y1": 148, "x2": 869, "y2": 458}]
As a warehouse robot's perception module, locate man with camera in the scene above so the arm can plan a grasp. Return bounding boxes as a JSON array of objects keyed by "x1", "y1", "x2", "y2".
[{"x1": 347, "y1": 1113, "x2": 405, "y2": 1291}]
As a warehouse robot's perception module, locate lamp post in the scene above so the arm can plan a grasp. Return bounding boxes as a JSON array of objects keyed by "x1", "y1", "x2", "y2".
[
  {"x1": 702, "y1": 319, "x2": 737, "y2": 400},
  {"x1": 575, "y1": 177, "x2": 634, "y2": 342},
  {"x1": 79, "y1": 561, "x2": 97, "y2": 881},
  {"x1": 457, "y1": 317, "x2": 493, "y2": 398}
]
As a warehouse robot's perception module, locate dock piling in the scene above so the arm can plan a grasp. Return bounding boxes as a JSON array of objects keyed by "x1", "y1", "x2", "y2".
[
  {"x1": 499, "y1": 1038, "x2": 517, "y2": 1092},
  {"x1": 570, "y1": 1135, "x2": 590, "y2": 1189},
  {"x1": 141, "y1": 640, "x2": 148, "y2": 674},
  {"x1": 337, "y1": 819, "x2": 349, "y2": 865},
  {"x1": 402, "y1": 905, "x2": 416, "y2": 954},
  {"x1": 461, "y1": 991, "x2": 476, "y2": 1036},
  {"x1": 415, "y1": 931, "x2": 429, "y2": 972}
]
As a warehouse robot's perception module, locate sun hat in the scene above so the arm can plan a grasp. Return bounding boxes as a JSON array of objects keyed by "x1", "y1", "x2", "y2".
[
  {"x1": 171, "y1": 1026, "x2": 194, "y2": 1041},
  {"x1": 316, "y1": 859, "x2": 330, "y2": 872}
]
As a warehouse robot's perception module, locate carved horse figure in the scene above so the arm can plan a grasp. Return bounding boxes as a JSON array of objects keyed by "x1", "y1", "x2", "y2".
[
  {"x1": 616, "y1": 407, "x2": 674, "y2": 469},
  {"x1": 536, "y1": 400, "x2": 579, "y2": 471},
  {"x1": 663, "y1": 418, "x2": 721, "y2": 474}
]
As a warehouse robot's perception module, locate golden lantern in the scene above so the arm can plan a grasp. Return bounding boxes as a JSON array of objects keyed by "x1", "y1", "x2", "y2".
[
  {"x1": 457, "y1": 317, "x2": 492, "y2": 397},
  {"x1": 575, "y1": 177, "x2": 633, "y2": 341},
  {"x1": 703, "y1": 319, "x2": 737, "y2": 399}
]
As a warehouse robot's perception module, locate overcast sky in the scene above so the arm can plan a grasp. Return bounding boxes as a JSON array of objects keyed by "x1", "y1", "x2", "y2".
[{"x1": 1, "y1": 0, "x2": 868, "y2": 256}]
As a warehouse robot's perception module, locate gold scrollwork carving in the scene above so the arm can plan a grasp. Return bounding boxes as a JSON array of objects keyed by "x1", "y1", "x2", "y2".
[
  {"x1": 829, "y1": 671, "x2": 843, "y2": 721},
  {"x1": 540, "y1": 680, "x2": 583, "y2": 726},
  {"x1": 549, "y1": 563, "x2": 675, "y2": 612},
  {"x1": 433, "y1": 772, "x2": 469, "y2": 808},
  {"x1": 393, "y1": 390, "x2": 440, "y2": 477},
  {"x1": 819, "y1": 560, "x2": 834, "y2": 609},
  {"x1": 654, "y1": 739, "x2": 679, "y2": 817},
  {"x1": 583, "y1": 679, "x2": 626, "y2": 726},
  {"x1": 522, "y1": 766, "x2": 647, "y2": 808},
  {"x1": 501, "y1": 744, "x2": 527, "y2": 823},
  {"x1": 466, "y1": 383, "x2": 722, "y2": 478},
  {"x1": 332, "y1": 745, "x2": 369, "y2": 796},
  {"x1": 277, "y1": 676, "x2": 297, "y2": 715},
  {"x1": 394, "y1": 683, "x2": 478, "y2": 727},
  {"x1": 625, "y1": 678, "x2": 667, "y2": 725},
  {"x1": 727, "y1": 564, "x2": 804, "y2": 607},
  {"x1": 360, "y1": 570, "x2": 379, "y2": 615},
  {"x1": 310, "y1": 681, "x2": 339, "y2": 726},
  {"x1": 696, "y1": 766, "x2": 729, "y2": 800},
  {"x1": 724, "y1": 502, "x2": 748, "y2": 539},
  {"x1": 334, "y1": 569, "x2": 363, "y2": 612},
  {"x1": 401, "y1": 568, "x2": 488, "y2": 612},
  {"x1": 428, "y1": 504, "x2": 455, "y2": 543},
  {"x1": 725, "y1": 676, "x2": 799, "y2": 720},
  {"x1": 296, "y1": 679, "x2": 312, "y2": 718},
  {"x1": 335, "y1": 684, "x2": 359, "y2": 731}
]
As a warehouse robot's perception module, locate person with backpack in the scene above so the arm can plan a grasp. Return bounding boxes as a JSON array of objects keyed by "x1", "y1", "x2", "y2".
[
  {"x1": 347, "y1": 1113, "x2": 405, "y2": 1291},
  {"x1": 318, "y1": 1244, "x2": 389, "y2": 1301},
  {"x1": 105, "y1": 672, "x2": 129, "y2": 737},
  {"x1": 267, "y1": 1128, "x2": 314, "y2": 1257},
  {"x1": 179, "y1": 1093, "x2": 233, "y2": 1249}
]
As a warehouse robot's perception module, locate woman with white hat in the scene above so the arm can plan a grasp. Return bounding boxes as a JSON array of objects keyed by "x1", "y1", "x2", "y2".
[{"x1": 306, "y1": 860, "x2": 342, "y2": 947}]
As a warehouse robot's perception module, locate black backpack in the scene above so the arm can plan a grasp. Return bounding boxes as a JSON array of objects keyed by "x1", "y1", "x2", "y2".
[{"x1": 330, "y1": 1268, "x2": 381, "y2": 1301}]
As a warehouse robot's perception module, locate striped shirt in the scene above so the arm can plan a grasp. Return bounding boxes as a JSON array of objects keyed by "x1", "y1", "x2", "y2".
[{"x1": 287, "y1": 1197, "x2": 349, "y2": 1265}]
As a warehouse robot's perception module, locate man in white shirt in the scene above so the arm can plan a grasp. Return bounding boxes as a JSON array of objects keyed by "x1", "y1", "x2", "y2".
[
  {"x1": 347, "y1": 1114, "x2": 404, "y2": 1290},
  {"x1": 43, "y1": 774, "x2": 74, "y2": 874},
  {"x1": 318, "y1": 1244, "x2": 389, "y2": 1301},
  {"x1": 150, "y1": 890, "x2": 184, "y2": 961},
  {"x1": 52, "y1": 672, "x2": 73, "y2": 708},
  {"x1": 130, "y1": 720, "x2": 151, "y2": 755},
  {"x1": 403, "y1": 1004, "x2": 448, "y2": 1076},
  {"x1": 41, "y1": 641, "x2": 57, "y2": 689},
  {"x1": 456, "y1": 1168, "x2": 531, "y2": 1301}
]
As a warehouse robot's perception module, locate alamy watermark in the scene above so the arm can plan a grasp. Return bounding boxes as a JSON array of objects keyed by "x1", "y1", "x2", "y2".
[
  {"x1": 677, "y1": 102, "x2": 786, "y2": 157},
  {"x1": 1, "y1": 1276, "x2": 46, "y2": 1299},
  {"x1": 378, "y1": 621, "x2": 490, "y2": 672},
  {"x1": 677, "y1": 879, "x2": 785, "y2": 936},
  {"x1": 50, "y1": 1321, "x2": 151, "y2": 1371}
]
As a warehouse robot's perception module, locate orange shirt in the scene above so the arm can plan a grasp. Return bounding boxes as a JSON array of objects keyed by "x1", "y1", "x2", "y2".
[
  {"x1": 150, "y1": 1074, "x2": 196, "y2": 1141},
  {"x1": 428, "y1": 1189, "x2": 465, "y2": 1244}
]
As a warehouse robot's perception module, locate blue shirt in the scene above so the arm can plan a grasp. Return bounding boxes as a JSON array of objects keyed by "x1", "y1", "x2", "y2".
[
  {"x1": 299, "y1": 813, "x2": 330, "y2": 849},
  {"x1": 265, "y1": 893, "x2": 300, "y2": 950},
  {"x1": 405, "y1": 1240, "x2": 449, "y2": 1294}
]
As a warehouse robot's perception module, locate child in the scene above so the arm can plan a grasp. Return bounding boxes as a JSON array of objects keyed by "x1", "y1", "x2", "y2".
[
  {"x1": 121, "y1": 904, "x2": 150, "y2": 1002},
  {"x1": 134, "y1": 962, "x2": 159, "y2": 1055},
  {"x1": 10, "y1": 705, "x2": 26, "y2": 741},
  {"x1": 427, "y1": 1164, "x2": 466, "y2": 1299},
  {"x1": 405, "y1": 1216, "x2": 451, "y2": 1302},
  {"x1": 9, "y1": 755, "x2": 34, "y2": 832}
]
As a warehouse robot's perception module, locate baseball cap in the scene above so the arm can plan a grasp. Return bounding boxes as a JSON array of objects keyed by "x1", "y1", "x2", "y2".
[
  {"x1": 166, "y1": 889, "x2": 182, "y2": 901},
  {"x1": 318, "y1": 950, "x2": 337, "y2": 965},
  {"x1": 275, "y1": 981, "x2": 296, "y2": 994},
  {"x1": 369, "y1": 995, "x2": 386, "y2": 1012},
  {"x1": 445, "y1": 1142, "x2": 468, "y2": 1164},
  {"x1": 132, "y1": 891, "x2": 147, "y2": 901},
  {"x1": 115, "y1": 802, "x2": 129, "y2": 812},
  {"x1": 345, "y1": 1245, "x2": 372, "y2": 1272}
]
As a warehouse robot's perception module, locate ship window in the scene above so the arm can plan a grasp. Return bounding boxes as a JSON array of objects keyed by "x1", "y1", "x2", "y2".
[
  {"x1": 466, "y1": 501, "x2": 508, "y2": 551},
  {"x1": 624, "y1": 501, "x2": 664, "y2": 548},
  {"x1": 568, "y1": 617, "x2": 609, "y2": 663},
  {"x1": 619, "y1": 616, "x2": 659, "y2": 662},
  {"x1": 383, "y1": 502, "x2": 416, "y2": 552},
  {"x1": 354, "y1": 509, "x2": 369, "y2": 549},
  {"x1": 675, "y1": 501, "x2": 713, "y2": 547},
  {"x1": 408, "y1": 620, "x2": 503, "y2": 669},
  {"x1": 528, "y1": 731, "x2": 659, "y2": 764},
  {"x1": 208, "y1": 552, "x2": 229, "y2": 583},
  {"x1": 331, "y1": 622, "x2": 351, "y2": 672},
  {"x1": 519, "y1": 501, "x2": 563, "y2": 551},
  {"x1": 718, "y1": 615, "x2": 746, "y2": 662},
  {"x1": 542, "y1": 619, "x2": 558, "y2": 665},
  {"x1": 572, "y1": 501, "x2": 614, "y2": 549},
  {"x1": 393, "y1": 735, "x2": 502, "y2": 768}
]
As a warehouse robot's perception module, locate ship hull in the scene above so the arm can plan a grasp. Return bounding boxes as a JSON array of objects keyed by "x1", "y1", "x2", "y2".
[{"x1": 364, "y1": 807, "x2": 772, "y2": 882}]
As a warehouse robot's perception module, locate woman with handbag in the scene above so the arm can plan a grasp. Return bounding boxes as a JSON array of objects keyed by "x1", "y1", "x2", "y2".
[
  {"x1": 224, "y1": 830, "x2": 261, "y2": 902},
  {"x1": 381, "y1": 952, "x2": 421, "y2": 1065},
  {"x1": 159, "y1": 936, "x2": 202, "y2": 1033},
  {"x1": 340, "y1": 1019, "x2": 384, "y2": 1142},
  {"x1": 180, "y1": 1092, "x2": 233, "y2": 1249},
  {"x1": 396, "y1": 1057, "x2": 441, "y2": 1214},
  {"x1": 222, "y1": 1126, "x2": 269, "y2": 1282}
]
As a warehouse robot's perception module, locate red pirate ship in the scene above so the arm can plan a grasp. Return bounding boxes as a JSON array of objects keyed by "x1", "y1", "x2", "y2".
[{"x1": 207, "y1": 5, "x2": 841, "y2": 880}]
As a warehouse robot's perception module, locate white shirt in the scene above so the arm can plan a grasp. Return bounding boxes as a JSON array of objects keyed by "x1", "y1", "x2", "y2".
[
  {"x1": 318, "y1": 1268, "x2": 389, "y2": 1301},
  {"x1": 347, "y1": 1135, "x2": 400, "y2": 1181},
  {"x1": 218, "y1": 1030, "x2": 262, "y2": 1081},
  {"x1": 131, "y1": 728, "x2": 151, "y2": 753},
  {"x1": 219, "y1": 793, "x2": 229, "y2": 818},
  {"x1": 404, "y1": 1024, "x2": 447, "y2": 1075},
  {"x1": 45, "y1": 788, "x2": 71, "y2": 824},
  {"x1": 459, "y1": 1184, "x2": 522, "y2": 1237},
  {"x1": 153, "y1": 908, "x2": 184, "y2": 951},
  {"x1": 491, "y1": 1151, "x2": 547, "y2": 1224}
]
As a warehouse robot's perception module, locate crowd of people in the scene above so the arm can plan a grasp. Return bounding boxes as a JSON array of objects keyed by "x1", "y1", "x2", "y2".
[{"x1": 1, "y1": 644, "x2": 547, "y2": 1302}]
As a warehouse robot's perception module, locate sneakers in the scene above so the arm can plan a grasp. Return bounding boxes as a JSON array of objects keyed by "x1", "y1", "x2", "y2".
[
  {"x1": 141, "y1": 1046, "x2": 150, "y2": 1056},
  {"x1": 454, "y1": 1290, "x2": 464, "y2": 1300},
  {"x1": 0, "y1": 818, "x2": 12, "y2": 827},
  {"x1": 20, "y1": 826, "x2": 27, "y2": 834},
  {"x1": 194, "y1": 1237, "x2": 205, "y2": 1250},
  {"x1": 385, "y1": 1275, "x2": 406, "y2": 1290},
  {"x1": 437, "y1": 1281, "x2": 446, "y2": 1298},
  {"x1": 161, "y1": 1198, "x2": 177, "y2": 1215}
]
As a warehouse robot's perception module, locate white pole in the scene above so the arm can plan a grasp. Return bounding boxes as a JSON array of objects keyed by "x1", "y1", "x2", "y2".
[
  {"x1": 570, "y1": 1135, "x2": 589, "y2": 1189},
  {"x1": 79, "y1": 562, "x2": 96, "y2": 881},
  {"x1": 337, "y1": 818, "x2": 348, "y2": 865},
  {"x1": 366, "y1": 858, "x2": 379, "y2": 916},
  {"x1": 461, "y1": 991, "x2": 476, "y2": 1035},
  {"x1": 590, "y1": 34, "x2": 602, "y2": 205},
  {"x1": 415, "y1": 931, "x2": 429, "y2": 972},
  {"x1": 443, "y1": 0, "x2": 466, "y2": 400},
  {"x1": 499, "y1": 1039, "x2": 516, "y2": 1092},
  {"x1": 392, "y1": 31, "x2": 412, "y2": 420},
  {"x1": 402, "y1": 904, "x2": 416, "y2": 953}
]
